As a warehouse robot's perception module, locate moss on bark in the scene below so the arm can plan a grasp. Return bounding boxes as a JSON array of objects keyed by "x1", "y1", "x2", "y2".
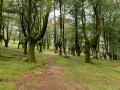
[{"x1": 28, "y1": 40, "x2": 36, "y2": 62}]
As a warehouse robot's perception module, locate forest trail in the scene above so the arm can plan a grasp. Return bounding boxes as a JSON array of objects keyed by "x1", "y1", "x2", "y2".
[{"x1": 14, "y1": 53, "x2": 81, "y2": 90}]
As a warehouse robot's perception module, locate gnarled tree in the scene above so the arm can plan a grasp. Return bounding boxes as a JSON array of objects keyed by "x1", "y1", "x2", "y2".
[
  {"x1": 82, "y1": 0, "x2": 102, "y2": 63},
  {"x1": 22, "y1": 0, "x2": 52, "y2": 62}
]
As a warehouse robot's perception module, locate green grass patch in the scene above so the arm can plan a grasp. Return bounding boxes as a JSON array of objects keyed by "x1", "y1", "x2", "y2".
[
  {"x1": 1, "y1": 41, "x2": 120, "y2": 89},
  {"x1": 0, "y1": 41, "x2": 47, "y2": 89},
  {"x1": 56, "y1": 54, "x2": 120, "y2": 89}
]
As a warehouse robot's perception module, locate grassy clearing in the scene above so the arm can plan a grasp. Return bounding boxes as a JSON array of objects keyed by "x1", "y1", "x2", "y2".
[{"x1": 56, "y1": 55, "x2": 120, "y2": 89}]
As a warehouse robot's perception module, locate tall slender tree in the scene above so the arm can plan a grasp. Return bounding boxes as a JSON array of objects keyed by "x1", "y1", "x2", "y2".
[
  {"x1": 59, "y1": 0, "x2": 62, "y2": 55},
  {"x1": 0, "y1": 0, "x2": 3, "y2": 40},
  {"x1": 74, "y1": 0, "x2": 80, "y2": 56},
  {"x1": 54, "y1": 0, "x2": 57, "y2": 53}
]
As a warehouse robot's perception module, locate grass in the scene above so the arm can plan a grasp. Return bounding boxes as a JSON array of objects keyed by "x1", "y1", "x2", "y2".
[
  {"x1": 0, "y1": 40, "x2": 120, "y2": 89},
  {"x1": 0, "y1": 41, "x2": 46, "y2": 89},
  {"x1": 56, "y1": 55, "x2": 120, "y2": 89}
]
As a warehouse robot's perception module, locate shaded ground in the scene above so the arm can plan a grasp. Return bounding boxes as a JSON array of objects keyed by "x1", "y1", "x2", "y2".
[{"x1": 14, "y1": 54, "x2": 81, "y2": 90}]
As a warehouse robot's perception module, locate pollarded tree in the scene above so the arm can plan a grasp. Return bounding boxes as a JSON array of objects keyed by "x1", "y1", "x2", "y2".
[
  {"x1": 82, "y1": 0, "x2": 102, "y2": 63},
  {"x1": 22, "y1": 0, "x2": 52, "y2": 62}
]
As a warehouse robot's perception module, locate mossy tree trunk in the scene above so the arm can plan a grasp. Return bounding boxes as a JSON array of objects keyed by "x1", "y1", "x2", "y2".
[
  {"x1": 28, "y1": 40, "x2": 36, "y2": 62},
  {"x1": 82, "y1": 0, "x2": 101, "y2": 63},
  {"x1": 22, "y1": 0, "x2": 52, "y2": 62},
  {"x1": 82, "y1": 0, "x2": 92, "y2": 63},
  {"x1": 54, "y1": 0, "x2": 57, "y2": 53}
]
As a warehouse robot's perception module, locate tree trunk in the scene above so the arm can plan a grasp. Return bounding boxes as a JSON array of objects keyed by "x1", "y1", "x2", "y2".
[
  {"x1": 14, "y1": 38, "x2": 16, "y2": 43},
  {"x1": 59, "y1": 42, "x2": 62, "y2": 55},
  {"x1": 74, "y1": 0, "x2": 80, "y2": 56},
  {"x1": 22, "y1": 0, "x2": 52, "y2": 62},
  {"x1": 18, "y1": 43, "x2": 20, "y2": 49},
  {"x1": 54, "y1": 0, "x2": 57, "y2": 53},
  {"x1": 62, "y1": 5, "x2": 66, "y2": 55},
  {"x1": 28, "y1": 40, "x2": 36, "y2": 62},
  {"x1": 63, "y1": 39, "x2": 66, "y2": 55},
  {"x1": 24, "y1": 39, "x2": 27, "y2": 54},
  {"x1": 43, "y1": 44, "x2": 46, "y2": 50},
  {"x1": 47, "y1": 44, "x2": 49, "y2": 49},
  {"x1": 4, "y1": 22, "x2": 10, "y2": 48},
  {"x1": 59, "y1": 0, "x2": 62, "y2": 55},
  {"x1": 4, "y1": 40, "x2": 8, "y2": 47},
  {"x1": 39, "y1": 42, "x2": 42, "y2": 52},
  {"x1": 77, "y1": 48, "x2": 80, "y2": 56},
  {"x1": 85, "y1": 41, "x2": 91, "y2": 63},
  {"x1": 81, "y1": 0, "x2": 92, "y2": 63},
  {"x1": 92, "y1": 44, "x2": 97, "y2": 58},
  {"x1": 0, "y1": 0, "x2": 3, "y2": 40}
]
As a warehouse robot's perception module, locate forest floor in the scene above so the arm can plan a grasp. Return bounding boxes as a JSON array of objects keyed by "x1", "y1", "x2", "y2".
[{"x1": 1, "y1": 41, "x2": 120, "y2": 90}]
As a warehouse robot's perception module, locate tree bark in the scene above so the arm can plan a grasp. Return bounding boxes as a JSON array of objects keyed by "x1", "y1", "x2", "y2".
[
  {"x1": 3, "y1": 22, "x2": 10, "y2": 47},
  {"x1": 24, "y1": 39, "x2": 27, "y2": 54},
  {"x1": 4, "y1": 40, "x2": 8, "y2": 47},
  {"x1": 39, "y1": 42, "x2": 43, "y2": 52},
  {"x1": 74, "y1": 0, "x2": 80, "y2": 56},
  {"x1": 54, "y1": 0, "x2": 57, "y2": 53},
  {"x1": 0, "y1": 0, "x2": 3, "y2": 40},
  {"x1": 59, "y1": 0, "x2": 62, "y2": 55},
  {"x1": 82, "y1": 0, "x2": 102, "y2": 63},
  {"x1": 85, "y1": 41, "x2": 91, "y2": 63},
  {"x1": 28, "y1": 40, "x2": 36, "y2": 62},
  {"x1": 22, "y1": 0, "x2": 52, "y2": 62}
]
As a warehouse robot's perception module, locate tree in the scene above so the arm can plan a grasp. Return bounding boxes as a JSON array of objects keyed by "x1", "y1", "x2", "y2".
[
  {"x1": 53, "y1": 0, "x2": 57, "y2": 53},
  {"x1": 22, "y1": 0, "x2": 52, "y2": 62},
  {"x1": 74, "y1": 0, "x2": 81, "y2": 56},
  {"x1": 2, "y1": 21, "x2": 12, "y2": 47},
  {"x1": 0, "y1": 0, "x2": 3, "y2": 41},
  {"x1": 82, "y1": 0, "x2": 102, "y2": 63},
  {"x1": 59, "y1": 0, "x2": 62, "y2": 55}
]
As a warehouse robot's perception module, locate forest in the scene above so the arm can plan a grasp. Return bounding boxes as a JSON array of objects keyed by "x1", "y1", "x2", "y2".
[{"x1": 0, "y1": 0, "x2": 120, "y2": 89}]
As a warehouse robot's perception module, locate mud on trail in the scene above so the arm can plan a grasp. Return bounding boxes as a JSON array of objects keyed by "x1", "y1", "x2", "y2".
[{"x1": 14, "y1": 54, "x2": 81, "y2": 90}]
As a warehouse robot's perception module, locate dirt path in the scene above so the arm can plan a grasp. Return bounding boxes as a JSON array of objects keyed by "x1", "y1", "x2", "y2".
[{"x1": 14, "y1": 54, "x2": 81, "y2": 90}]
